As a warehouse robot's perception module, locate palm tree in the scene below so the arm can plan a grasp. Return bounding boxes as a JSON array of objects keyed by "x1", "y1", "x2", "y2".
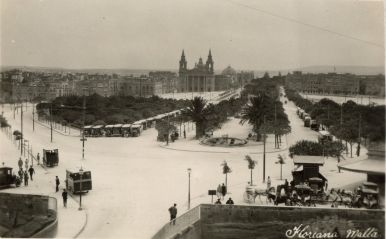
[
  {"x1": 183, "y1": 97, "x2": 209, "y2": 139},
  {"x1": 221, "y1": 160, "x2": 232, "y2": 188},
  {"x1": 275, "y1": 154, "x2": 286, "y2": 180},
  {"x1": 244, "y1": 155, "x2": 257, "y2": 185},
  {"x1": 240, "y1": 94, "x2": 270, "y2": 141}
]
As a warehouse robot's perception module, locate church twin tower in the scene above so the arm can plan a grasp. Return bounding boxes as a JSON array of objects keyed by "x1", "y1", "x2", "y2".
[{"x1": 178, "y1": 50, "x2": 215, "y2": 92}]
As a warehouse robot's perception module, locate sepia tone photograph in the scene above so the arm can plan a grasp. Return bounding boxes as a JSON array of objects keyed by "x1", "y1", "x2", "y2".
[{"x1": 0, "y1": 0, "x2": 385, "y2": 238}]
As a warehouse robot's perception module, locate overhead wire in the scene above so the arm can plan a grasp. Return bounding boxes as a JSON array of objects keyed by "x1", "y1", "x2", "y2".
[{"x1": 224, "y1": 0, "x2": 383, "y2": 49}]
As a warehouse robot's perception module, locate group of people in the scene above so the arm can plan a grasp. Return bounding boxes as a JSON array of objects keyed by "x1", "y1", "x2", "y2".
[{"x1": 17, "y1": 157, "x2": 35, "y2": 186}]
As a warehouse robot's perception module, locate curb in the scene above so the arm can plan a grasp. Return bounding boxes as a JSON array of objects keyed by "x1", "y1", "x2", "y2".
[
  {"x1": 68, "y1": 194, "x2": 88, "y2": 239},
  {"x1": 159, "y1": 144, "x2": 288, "y2": 155}
]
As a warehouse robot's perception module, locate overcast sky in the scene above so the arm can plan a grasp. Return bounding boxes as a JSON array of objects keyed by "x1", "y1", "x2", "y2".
[{"x1": 1, "y1": 0, "x2": 384, "y2": 71}]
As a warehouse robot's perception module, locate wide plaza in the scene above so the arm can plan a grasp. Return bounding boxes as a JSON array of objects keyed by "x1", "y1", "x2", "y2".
[{"x1": 0, "y1": 92, "x2": 367, "y2": 238}]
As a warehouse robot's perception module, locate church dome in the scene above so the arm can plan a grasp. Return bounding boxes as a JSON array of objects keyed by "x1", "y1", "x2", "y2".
[{"x1": 222, "y1": 65, "x2": 237, "y2": 75}]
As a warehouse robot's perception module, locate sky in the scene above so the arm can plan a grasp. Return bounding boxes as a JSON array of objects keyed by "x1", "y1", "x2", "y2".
[{"x1": 0, "y1": 0, "x2": 384, "y2": 71}]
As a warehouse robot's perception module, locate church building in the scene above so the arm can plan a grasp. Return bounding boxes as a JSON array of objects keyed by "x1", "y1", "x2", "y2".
[{"x1": 178, "y1": 50, "x2": 215, "y2": 92}]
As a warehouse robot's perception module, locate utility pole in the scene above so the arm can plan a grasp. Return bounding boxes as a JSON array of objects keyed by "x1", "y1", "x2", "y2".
[
  {"x1": 81, "y1": 92, "x2": 87, "y2": 160},
  {"x1": 20, "y1": 102, "x2": 23, "y2": 156},
  {"x1": 32, "y1": 103, "x2": 35, "y2": 132},
  {"x1": 263, "y1": 115, "x2": 266, "y2": 183},
  {"x1": 50, "y1": 103, "x2": 53, "y2": 143}
]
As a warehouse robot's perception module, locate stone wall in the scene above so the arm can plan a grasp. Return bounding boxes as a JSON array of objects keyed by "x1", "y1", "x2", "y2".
[
  {"x1": 153, "y1": 204, "x2": 385, "y2": 239},
  {"x1": 0, "y1": 193, "x2": 57, "y2": 238},
  {"x1": 199, "y1": 204, "x2": 384, "y2": 239}
]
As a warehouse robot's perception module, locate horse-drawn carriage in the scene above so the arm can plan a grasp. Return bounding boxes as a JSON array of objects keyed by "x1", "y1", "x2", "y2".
[
  {"x1": 43, "y1": 149, "x2": 59, "y2": 167},
  {"x1": 0, "y1": 167, "x2": 21, "y2": 189}
]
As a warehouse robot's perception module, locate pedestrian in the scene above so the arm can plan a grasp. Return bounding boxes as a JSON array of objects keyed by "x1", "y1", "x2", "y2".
[
  {"x1": 168, "y1": 204, "x2": 177, "y2": 225},
  {"x1": 325, "y1": 181, "x2": 328, "y2": 191},
  {"x1": 62, "y1": 189, "x2": 68, "y2": 208},
  {"x1": 24, "y1": 171, "x2": 29, "y2": 186},
  {"x1": 215, "y1": 198, "x2": 222, "y2": 204},
  {"x1": 284, "y1": 179, "x2": 289, "y2": 193},
  {"x1": 28, "y1": 165, "x2": 35, "y2": 181},
  {"x1": 18, "y1": 169, "x2": 24, "y2": 181},
  {"x1": 216, "y1": 184, "x2": 222, "y2": 198},
  {"x1": 25, "y1": 158, "x2": 29, "y2": 170},
  {"x1": 267, "y1": 176, "x2": 271, "y2": 189},
  {"x1": 221, "y1": 183, "x2": 227, "y2": 199},
  {"x1": 226, "y1": 197, "x2": 234, "y2": 205},
  {"x1": 18, "y1": 157, "x2": 23, "y2": 170},
  {"x1": 183, "y1": 130, "x2": 186, "y2": 139},
  {"x1": 55, "y1": 176, "x2": 60, "y2": 192},
  {"x1": 37, "y1": 153, "x2": 40, "y2": 165}
]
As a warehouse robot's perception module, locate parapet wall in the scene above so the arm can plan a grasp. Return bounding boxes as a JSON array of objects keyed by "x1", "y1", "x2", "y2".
[
  {"x1": 199, "y1": 204, "x2": 384, "y2": 239},
  {"x1": 153, "y1": 204, "x2": 385, "y2": 239}
]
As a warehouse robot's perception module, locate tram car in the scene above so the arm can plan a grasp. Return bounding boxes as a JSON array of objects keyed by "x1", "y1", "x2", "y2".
[
  {"x1": 66, "y1": 168, "x2": 92, "y2": 194},
  {"x1": 104, "y1": 125, "x2": 114, "y2": 136},
  {"x1": 304, "y1": 116, "x2": 311, "y2": 127},
  {"x1": 0, "y1": 167, "x2": 21, "y2": 189},
  {"x1": 318, "y1": 131, "x2": 333, "y2": 143},
  {"x1": 43, "y1": 149, "x2": 59, "y2": 167},
  {"x1": 130, "y1": 124, "x2": 142, "y2": 137},
  {"x1": 83, "y1": 125, "x2": 93, "y2": 137},
  {"x1": 111, "y1": 124, "x2": 123, "y2": 136},
  {"x1": 91, "y1": 125, "x2": 104, "y2": 137},
  {"x1": 310, "y1": 120, "x2": 319, "y2": 131},
  {"x1": 121, "y1": 124, "x2": 132, "y2": 137}
]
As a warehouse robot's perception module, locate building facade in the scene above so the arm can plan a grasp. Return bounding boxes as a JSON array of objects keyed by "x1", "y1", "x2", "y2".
[{"x1": 178, "y1": 50, "x2": 215, "y2": 92}]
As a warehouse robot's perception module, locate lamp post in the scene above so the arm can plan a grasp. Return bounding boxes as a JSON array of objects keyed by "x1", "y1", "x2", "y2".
[
  {"x1": 187, "y1": 168, "x2": 191, "y2": 210},
  {"x1": 32, "y1": 102, "x2": 35, "y2": 132},
  {"x1": 50, "y1": 103, "x2": 53, "y2": 143},
  {"x1": 20, "y1": 102, "x2": 23, "y2": 156},
  {"x1": 78, "y1": 167, "x2": 84, "y2": 211}
]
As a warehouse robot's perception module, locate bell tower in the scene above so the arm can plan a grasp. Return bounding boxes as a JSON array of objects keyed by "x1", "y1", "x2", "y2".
[
  {"x1": 206, "y1": 49, "x2": 214, "y2": 73},
  {"x1": 179, "y1": 50, "x2": 187, "y2": 73}
]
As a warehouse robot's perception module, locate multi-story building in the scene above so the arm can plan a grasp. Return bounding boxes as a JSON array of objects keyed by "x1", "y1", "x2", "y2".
[
  {"x1": 149, "y1": 71, "x2": 177, "y2": 93},
  {"x1": 285, "y1": 71, "x2": 384, "y2": 96},
  {"x1": 118, "y1": 76, "x2": 162, "y2": 97}
]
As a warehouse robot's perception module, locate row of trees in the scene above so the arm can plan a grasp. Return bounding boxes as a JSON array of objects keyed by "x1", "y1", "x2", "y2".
[
  {"x1": 286, "y1": 88, "x2": 385, "y2": 157},
  {"x1": 36, "y1": 94, "x2": 191, "y2": 128},
  {"x1": 241, "y1": 78, "x2": 291, "y2": 148},
  {"x1": 165, "y1": 96, "x2": 247, "y2": 139}
]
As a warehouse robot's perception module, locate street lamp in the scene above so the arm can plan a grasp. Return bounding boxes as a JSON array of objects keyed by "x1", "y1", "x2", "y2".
[
  {"x1": 187, "y1": 168, "x2": 191, "y2": 210},
  {"x1": 78, "y1": 167, "x2": 84, "y2": 211}
]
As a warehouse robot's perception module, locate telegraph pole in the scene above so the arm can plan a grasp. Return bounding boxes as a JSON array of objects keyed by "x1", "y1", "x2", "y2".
[
  {"x1": 32, "y1": 103, "x2": 35, "y2": 132},
  {"x1": 50, "y1": 103, "x2": 53, "y2": 143},
  {"x1": 262, "y1": 115, "x2": 266, "y2": 183},
  {"x1": 20, "y1": 102, "x2": 23, "y2": 156},
  {"x1": 81, "y1": 92, "x2": 87, "y2": 160}
]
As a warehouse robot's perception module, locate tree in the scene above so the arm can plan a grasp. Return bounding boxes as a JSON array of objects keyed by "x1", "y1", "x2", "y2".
[
  {"x1": 240, "y1": 94, "x2": 271, "y2": 141},
  {"x1": 183, "y1": 97, "x2": 211, "y2": 139},
  {"x1": 244, "y1": 155, "x2": 257, "y2": 185},
  {"x1": 221, "y1": 160, "x2": 232, "y2": 188},
  {"x1": 275, "y1": 154, "x2": 286, "y2": 180}
]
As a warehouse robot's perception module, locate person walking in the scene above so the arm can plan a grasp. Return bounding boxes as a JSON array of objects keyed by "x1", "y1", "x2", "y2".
[
  {"x1": 18, "y1": 158, "x2": 23, "y2": 170},
  {"x1": 37, "y1": 153, "x2": 40, "y2": 165},
  {"x1": 28, "y1": 166, "x2": 35, "y2": 181},
  {"x1": 221, "y1": 183, "x2": 227, "y2": 199},
  {"x1": 168, "y1": 204, "x2": 177, "y2": 225},
  {"x1": 226, "y1": 197, "x2": 234, "y2": 205},
  {"x1": 267, "y1": 176, "x2": 271, "y2": 189},
  {"x1": 25, "y1": 158, "x2": 29, "y2": 170},
  {"x1": 183, "y1": 129, "x2": 186, "y2": 139},
  {"x1": 216, "y1": 184, "x2": 222, "y2": 198},
  {"x1": 62, "y1": 189, "x2": 68, "y2": 208},
  {"x1": 23, "y1": 171, "x2": 29, "y2": 186},
  {"x1": 55, "y1": 176, "x2": 60, "y2": 192}
]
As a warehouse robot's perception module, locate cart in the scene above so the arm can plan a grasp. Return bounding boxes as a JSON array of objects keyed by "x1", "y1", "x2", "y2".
[
  {"x1": 66, "y1": 168, "x2": 92, "y2": 194},
  {"x1": 43, "y1": 149, "x2": 59, "y2": 167}
]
